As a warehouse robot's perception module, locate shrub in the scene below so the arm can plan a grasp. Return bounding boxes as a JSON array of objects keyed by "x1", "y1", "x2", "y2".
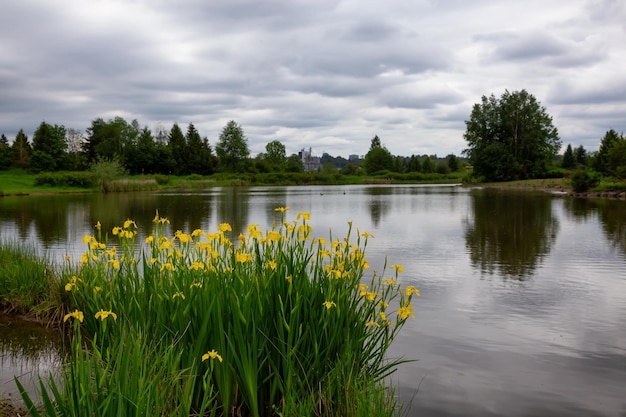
[
  {"x1": 34, "y1": 171, "x2": 98, "y2": 188},
  {"x1": 153, "y1": 174, "x2": 170, "y2": 185},
  {"x1": 571, "y1": 170, "x2": 601, "y2": 193}
]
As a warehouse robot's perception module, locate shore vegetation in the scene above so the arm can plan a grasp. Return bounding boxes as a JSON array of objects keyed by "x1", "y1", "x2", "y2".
[{"x1": 10, "y1": 210, "x2": 417, "y2": 416}]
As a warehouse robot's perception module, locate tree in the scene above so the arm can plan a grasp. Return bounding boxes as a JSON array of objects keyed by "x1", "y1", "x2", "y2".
[
  {"x1": 447, "y1": 154, "x2": 459, "y2": 172},
  {"x1": 12, "y1": 129, "x2": 31, "y2": 168},
  {"x1": 285, "y1": 154, "x2": 304, "y2": 172},
  {"x1": 84, "y1": 117, "x2": 138, "y2": 165},
  {"x1": 264, "y1": 140, "x2": 286, "y2": 171},
  {"x1": 407, "y1": 155, "x2": 421, "y2": 172},
  {"x1": 31, "y1": 121, "x2": 68, "y2": 172},
  {"x1": 186, "y1": 123, "x2": 215, "y2": 175},
  {"x1": 463, "y1": 89, "x2": 561, "y2": 181},
  {"x1": 0, "y1": 134, "x2": 12, "y2": 170},
  {"x1": 562, "y1": 144, "x2": 575, "y2": 169},
  {"x1": 574, "y1": 145, "x2": 587, "y2": 166},
  {"x1": 364, "y1": 135, "x2": 393, "y2": 174},
  {"x1": 216, "y1": 120, "x2": 249, "y2": 172},
  {"x1": 593, "y1": 130, "x2": 623, "y2": 175},
  {"x1": 168, "y1": 123, "x2": 187, "y2": 175},
  {"x1": 421, "y1": 156, "x2": 434, "y2": 173}
]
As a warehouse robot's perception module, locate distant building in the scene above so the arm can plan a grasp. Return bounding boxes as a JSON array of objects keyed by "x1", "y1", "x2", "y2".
[
  {"x1": 299, "y1": 147, "x2": 321, "y2": 172},
  {"x1": 348, "y1": 154, "x2": 360, "y2": 161}
]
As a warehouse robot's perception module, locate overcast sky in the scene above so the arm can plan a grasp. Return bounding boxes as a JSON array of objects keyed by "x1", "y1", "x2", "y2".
[{"x1": 1, "y1": 0, "x2": 625, "y2": 158}]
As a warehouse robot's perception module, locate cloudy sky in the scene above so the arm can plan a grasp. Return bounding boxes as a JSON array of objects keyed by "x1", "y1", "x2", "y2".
[{"x1": 1, "y1": 0, "x2": 625, "y2": 158}]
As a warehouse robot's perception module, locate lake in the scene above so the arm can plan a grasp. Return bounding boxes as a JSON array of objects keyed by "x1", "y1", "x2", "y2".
[{"x1": 1, "y1": 184, "x2": 625, "y2": 416}]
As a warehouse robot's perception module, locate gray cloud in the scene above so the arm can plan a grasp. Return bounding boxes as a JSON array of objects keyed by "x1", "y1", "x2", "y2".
[{"x1": 1, "y1": 0, "x2": 625, "y2": 157}]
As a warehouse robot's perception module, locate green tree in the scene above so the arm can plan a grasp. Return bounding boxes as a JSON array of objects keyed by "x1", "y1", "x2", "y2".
[
  {"x1": 574, "y1": 145, "x2": 587, "y2": 166},
  {"x1": 364, "y1": 135, "x2": 393, "y2": 174},
  {"x1": 463, "y1": 89, "x2": 561, "y2": 181},
  {"x1": 30, "y1": 121, "x2": 68, "y2": 172},
  {"x1": 216, "y1": 120, "x2": 250, "y2": 172},
  {"x1": 447, "y1": 154, "x2": 459, "y2": 172},
  {"x1": 0, "y1": 134, "x2": 12, "y2": 170},
  {"x1": 168, "y1": 123, "x2": 187, "y2": 175},
  {"x1": 593, "y1": 130, "x2": 623, "y2": 175},
  {"x1": 186, "y1": 123, "x2": 215, "y2": 175},
  {"x1": 562, "y1": 144, "x2": 575, "y2": 169},
  {"x1": 12, "y1": 129, "x2": 31, "y2": 168},
  {"x1": 84, "y1": 117, "x2": 139, "y2": 166},
  {"x1": 407, "y1": 155, "x2": 421, "y2": 172},
  {"x1": 264, "y1": 140, "x2": 287, "y2": 171},
  {"x1": 285, "y1": 154, "x2": 304, "y2": 172},
  {"x1": 421, "y1": 156, "x2": 434, "y2": 173}
]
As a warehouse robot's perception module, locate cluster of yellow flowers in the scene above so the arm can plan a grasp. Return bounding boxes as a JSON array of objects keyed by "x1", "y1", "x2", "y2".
[{"x1": 68, "y1": 208, "x2": 419, "y2": 367}]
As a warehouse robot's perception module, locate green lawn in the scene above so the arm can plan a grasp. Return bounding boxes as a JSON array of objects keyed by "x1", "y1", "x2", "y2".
[{"x1": 0, "y1": 169, "x2": 94, "y2": 195}]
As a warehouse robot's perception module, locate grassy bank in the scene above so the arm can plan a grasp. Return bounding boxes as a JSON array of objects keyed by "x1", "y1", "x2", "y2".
[
  {"x1": 0, "y1": 168, "x2": 463, "y2": 196},
  {"x1": 0, "y1": 243, "x2": 66, "y2": 321},
  {"x1": 11, "y1": 210, "x2": 416, "y2": 416}
]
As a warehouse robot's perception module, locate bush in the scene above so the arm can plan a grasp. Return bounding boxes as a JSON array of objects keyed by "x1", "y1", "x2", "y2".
[
  {"x1": 571, "y1": 170, "x2": 601, "y2": 193},
  {"x1": 34, "y1": 171, "x2": 98, "y2": 188},
  {"x1": 89, "y1": 157, "x2": 127, "y2": 191},
  {"x1": 153, "y1": 174, "x2": 170, "y2": 185}
]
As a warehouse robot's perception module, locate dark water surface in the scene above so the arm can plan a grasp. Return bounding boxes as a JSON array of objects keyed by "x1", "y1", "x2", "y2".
[{"x1": 1, "y1": 185, "x2": 625, "y2": 416}]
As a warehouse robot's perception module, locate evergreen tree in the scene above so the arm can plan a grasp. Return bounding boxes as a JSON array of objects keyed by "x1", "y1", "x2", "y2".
[
  {"x1": 186, "y1": 123, "x2": 215, "y2": 175},
  {"x1": 168, "y1": 123, "x2": 187, "y2": 175},
  {"x1": 364, "y1": 135, "x2": 393, "y2": 174},
  {"x1": 593, "y1": 130, "x2": 622, "y2": 175},
  {"x1": 0, "y1": 134, "x2": 12, "y2": 170},
  {"x1": 12, "y1": 129, "x2": 31, "y2": 168},
  {"x1": 421, "y1": 156, "x2": 435, "y2": 173},
  {"x1": 561, "y1": 144, "x2": 575, "y2": 169},
  {"x1": 447, "y1": 154, "x2": 459, "y2": 172},
  {"x1": 574, "y1": 145, "x2": 587, "y2": 166},
  {"x1": 407, "y1": 155, "x2": 421, "y2": 172},
  {"x1": 216, "y1": 120, "x2": 250, "y2": 172}
]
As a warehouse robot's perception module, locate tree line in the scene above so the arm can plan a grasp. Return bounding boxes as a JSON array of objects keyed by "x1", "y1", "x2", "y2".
[{"x1": 0, "y1": 117, "x2": 465, "y2": 176}]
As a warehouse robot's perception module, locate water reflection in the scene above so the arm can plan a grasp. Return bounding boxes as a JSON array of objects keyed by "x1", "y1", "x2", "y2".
[
  {"x1": 0, "y1": 316, "x2": 65, "y2": 400},
  {"x1": 464, "y1": 189, "x2": 559, "y2": 280},
  {"x1": 364, "y1": 186, "x2": 393, "y2": 227}
]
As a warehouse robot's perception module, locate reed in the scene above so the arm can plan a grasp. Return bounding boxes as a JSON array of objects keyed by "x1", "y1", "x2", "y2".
[
  {"x1": 19, "y1": 210, "x2": 418, "y2": 416},
  {"x1": 0, "y1": 243, "x2": 64, "y2": 320}
]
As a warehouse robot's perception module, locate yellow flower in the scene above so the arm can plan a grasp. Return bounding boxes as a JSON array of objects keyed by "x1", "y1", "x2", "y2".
[
  {"x1": 267, "y1": 260, "x2": 277, "y2": 270},
  {"x1": 397, "y1": 303, "x2": 415, "y2": 320},
  {"x1": 202, "y1": 349, "x2": 223, "y2": 362},
  {"x1": 286, "y1": 275, "x2": 292, "y2": 283},
  {"x1": 235, "y1": 253, "x2": 253, "y2": 263},
  {"x1": 218, "y1": 223, "x2": 232, "y2": 232},
  {"x1": 274, "y1": 207, "x2": 290, "y2": 213},
  {"x1": 296, "y1": 212, "x2": 311, "y2": 220},
  {"x1": 313, "y1": 237, "x2": 327, "y2": 245},
  {"x1": 322, "y1": 301, "x2": 336, "y2": 309},
  {"x1": 65, "y1": 276, "x2": 81, "y2": 292},
  {"x1": 94, "y1": 286, "x2": 102, "y2": 293},
  {"x1": 160, "y1": 262, "x2": 175, "y2": 272},
  {"x1": 361, "y1": 231, "x2": 374, "y2": 238},
  {"x1": 266, "y1": 230, "x2": 281, "y2": 242},
  {"x1": 189, "y1": 262, "x2": 205, "y2": 271},
  {"x1": 190, "y1": 281, "x2": 203, "y2": 289},
  {"x1": 95, "y1": 310, "x2": 117, "y2": 321},
  {"x1": 145, "y1": 236, "x2": 154, "y2": 244},
  {"x1": 383, "y1": 279, "x2": 397, "y2": 286},
  {"x1": 362, "y1": 292, "x2": 379, "y2": 301},
  {"x1": 63, "y1": 310, "x2": 84, "y2": 323},
  {"x1": 406, "y1": 286, "x2": 420, "y2": 297},
  {"x1": 172, "y1": 291, "x2": 185, "y2": 300},
  {"x1": 106, "y1": 259, "x2": 120, "y2": 270},
  {"x1": 112, "y1": 226, "x2": 121, "y2": 236},
  {"x1": 191, "y1": 229, "x2": 204, "y2": 238},
  {"x1": 82, "y1": 235, "x2": 93, "y2": 243},
  {"x1": 390, "y1": 264, "x2": 404, "y2": 273},
  {"x1": 123, "y1": 219, "x2": 137, "y2": 229},
  {"x1": 365, "y1": 320, "x2": 381, "y2": 328},
  {"x1": 95, "y1": 221, "x2": 101, "y2": 231}
]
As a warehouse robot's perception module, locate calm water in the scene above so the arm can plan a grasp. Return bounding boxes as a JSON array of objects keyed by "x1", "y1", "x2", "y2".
[{"x1": 1, "y1": 185, "x2": 625, "y2": 416}]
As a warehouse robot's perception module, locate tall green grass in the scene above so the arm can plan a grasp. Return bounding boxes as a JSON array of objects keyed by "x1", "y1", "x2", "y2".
[
  {"x1": 19, "y1": 210, "x2": 418, "y2": 416},
  {"x1": 0, "y1": 243, "x2": 65, "y2": 320}
]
